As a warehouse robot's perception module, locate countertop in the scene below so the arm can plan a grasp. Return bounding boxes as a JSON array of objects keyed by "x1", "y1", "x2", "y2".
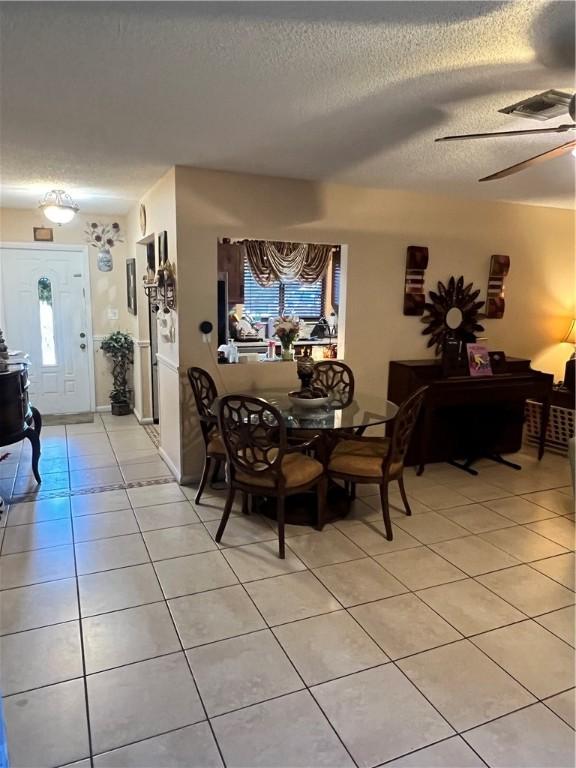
[{"x1": 234, "y1": 338, "x2": 337, "y2": 348}]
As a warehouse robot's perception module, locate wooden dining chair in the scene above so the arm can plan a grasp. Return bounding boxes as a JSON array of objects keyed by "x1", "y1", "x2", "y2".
[
  {"x1": 327, "y1": 386, "x2": 427, "y2": 540},
  {"x1": 312, "y1": 361, "x2": 355, "y2": 407},
  {"x1": 187, "y1": 366, "x2": 226, "y2": 504},
  {"x1": 216, "y1": 395, "x2": 326, "y2": 558}
]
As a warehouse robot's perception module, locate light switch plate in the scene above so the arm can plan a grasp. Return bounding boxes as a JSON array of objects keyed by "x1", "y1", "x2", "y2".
[{"x1": 107, "y1": 308, "x2": 119, "y2": 320}]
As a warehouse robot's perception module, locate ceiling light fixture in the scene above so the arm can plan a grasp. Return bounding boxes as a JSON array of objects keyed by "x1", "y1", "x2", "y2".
[{"x1": 38, "y1": 189, "x2": 80, "y2": 224}]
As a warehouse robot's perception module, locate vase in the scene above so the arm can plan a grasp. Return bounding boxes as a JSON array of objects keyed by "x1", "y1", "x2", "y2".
[
  {"x1": 281, "y1": 345, "x2": 294, "y2": 361},
  {"x1": 97, "y1": 249, "x2": 113, "y2": 272}
]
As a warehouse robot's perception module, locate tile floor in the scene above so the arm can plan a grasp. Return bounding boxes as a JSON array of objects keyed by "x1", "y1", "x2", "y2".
[{"x1": 0, "y1": 415, "x2": 574, "y2": 767}]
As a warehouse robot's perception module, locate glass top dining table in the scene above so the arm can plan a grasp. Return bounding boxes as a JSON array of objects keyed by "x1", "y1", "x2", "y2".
[{"x1": 218, "y1": 389, "x2": 399, "y2": 432}]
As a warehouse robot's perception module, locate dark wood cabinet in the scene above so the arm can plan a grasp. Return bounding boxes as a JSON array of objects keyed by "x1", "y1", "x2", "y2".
[
  {"x1": 0, "y1": 364, "x2": 42, "y2": 485},
  {"x1": 388, "y1": 357, "x2": 553, "y2": 470},
  {"x1": 218, "y1": 242, "x2": 244, "y2": 305},
  {"x1": 0, "y1": 365, "x2": 31, "y2": 436}
]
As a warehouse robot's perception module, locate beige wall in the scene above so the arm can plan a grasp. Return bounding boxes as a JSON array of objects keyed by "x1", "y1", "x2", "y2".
[
  {"x1": 0, "y1": 207, "x2": 130, "y2": 407},
  {"x1": 173, "y1": 166, "x2": 575, "y2": 480}
]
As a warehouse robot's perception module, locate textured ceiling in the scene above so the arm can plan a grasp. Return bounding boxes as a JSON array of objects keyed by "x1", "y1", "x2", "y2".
[{"x1": 0, "y1": 1, "x2": 574, "y2": 214}]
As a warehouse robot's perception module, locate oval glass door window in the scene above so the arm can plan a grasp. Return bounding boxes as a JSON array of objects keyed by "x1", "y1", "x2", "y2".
[{"x1": 38, "y1": 276, "x2": 57, "y2": 365}]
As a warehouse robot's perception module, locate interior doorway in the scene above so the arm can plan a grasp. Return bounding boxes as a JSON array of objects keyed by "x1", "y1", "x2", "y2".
[
  {"x1": 0, "y1": 243, "x2": 94, "y2": 415},
  {"x1": 146, "y1": 239, "x2": 160, "y2": 424}
]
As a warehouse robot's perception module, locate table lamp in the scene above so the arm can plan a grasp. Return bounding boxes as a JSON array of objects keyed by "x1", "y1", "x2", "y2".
[{"x1": 561, "y1": 318, "x2": 575, "y2": 392}]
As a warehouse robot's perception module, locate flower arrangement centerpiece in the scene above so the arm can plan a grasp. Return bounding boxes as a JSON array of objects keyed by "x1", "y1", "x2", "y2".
[
  {"x1": 85, "y1": 222, "x2": 123, "y2": 272},
  {"x1": 274, "y1": 316, "x2": 300, "y2": 361}
]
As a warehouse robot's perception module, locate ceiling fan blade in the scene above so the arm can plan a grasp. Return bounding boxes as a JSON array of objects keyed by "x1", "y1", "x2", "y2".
[
  {"x1": 479, "y1": 140, "x2": 576, "y2": 182},
  {"x1": 435, "y1": 124, "x2": 576, "y2": 142}
]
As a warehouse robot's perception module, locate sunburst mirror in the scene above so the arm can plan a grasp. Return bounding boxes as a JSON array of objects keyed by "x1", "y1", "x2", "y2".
[{"x1": 421, "y1": 275, "x2": 485, "y2": 354}]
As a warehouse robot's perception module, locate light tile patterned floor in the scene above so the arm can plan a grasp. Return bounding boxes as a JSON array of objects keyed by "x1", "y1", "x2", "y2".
[{"x1": 0, "y1": 415, "x2": 574, "y2": 767}]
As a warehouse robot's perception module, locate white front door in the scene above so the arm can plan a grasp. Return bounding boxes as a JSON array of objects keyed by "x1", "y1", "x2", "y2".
[{"x1": 0, "y1": 244, "x2": 93, "y2": 414}]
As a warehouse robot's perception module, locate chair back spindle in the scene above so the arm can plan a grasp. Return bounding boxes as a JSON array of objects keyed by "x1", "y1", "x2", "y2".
[
  {"x1": 218, "y1": 395, "x2": 287, "y2": 485},
  {"x1": 385, "y1": 386, "x2": 427, "y2": 478},
  {"x1": 312, "y1": 361, "x2": 355, "y2": 407},
  {"x1": 187, "y1": 367, "x2": 218, "y2": 445}
]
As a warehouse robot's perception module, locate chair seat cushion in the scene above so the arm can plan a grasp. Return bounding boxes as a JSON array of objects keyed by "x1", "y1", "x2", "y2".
[
  {"x1": 207, "y1": 432, "x2": 225, "y2": 456},
  {"x1": 329, "y1": 452, "x2": 385, "y2": 478},
  {"x1": 328, "y1": 437, "x2": 402, "y2": 479},
  {"x1": 236, "y1": 452, "x2": 323, "y2": 489}
]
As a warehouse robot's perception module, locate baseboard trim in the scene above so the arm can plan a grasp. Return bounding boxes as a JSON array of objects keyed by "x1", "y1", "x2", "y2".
[
  {"x1": 95, "y1": 405, "x2": 112, "y2": 413},
  {"x1": 133, "y1": 407, "x2": 154, "y2": 425},
  {"x1": 158, "y1": 447, "x2": 180, "y2": 481}
]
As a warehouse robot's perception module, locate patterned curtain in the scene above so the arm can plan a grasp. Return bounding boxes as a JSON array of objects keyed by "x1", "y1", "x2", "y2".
[{"x1": 244, "y1": 240, "x2": 333, "y2": 287}]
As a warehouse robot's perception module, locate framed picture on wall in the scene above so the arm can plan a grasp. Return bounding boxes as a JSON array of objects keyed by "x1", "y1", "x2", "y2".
[
  {"x1": 158, "y1": 230, "x2": 168, "y2": 264},
  {"x1": 33, "y1": 227, "x2": 53, "y2": 242},
  {"x1": 126, "y1": 258, "x2": 137, "y2": 315}
]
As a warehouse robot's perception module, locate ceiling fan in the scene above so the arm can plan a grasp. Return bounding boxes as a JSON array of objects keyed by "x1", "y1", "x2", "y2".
[{"x1": 435, "y1": 91, "x2": 576, "y2": 181}]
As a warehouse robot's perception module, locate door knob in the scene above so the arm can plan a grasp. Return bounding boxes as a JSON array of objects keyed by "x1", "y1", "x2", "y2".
[{"x1": 80, "y1": 343, "x2": 86, "y2": 350}]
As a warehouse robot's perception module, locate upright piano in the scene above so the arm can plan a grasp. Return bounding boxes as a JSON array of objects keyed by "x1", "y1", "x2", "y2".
[{"x1": 388, "y1": 357, "x2": 553, "y2": 472}]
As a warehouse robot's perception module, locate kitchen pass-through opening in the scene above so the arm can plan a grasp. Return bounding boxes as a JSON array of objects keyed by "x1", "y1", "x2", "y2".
[{"x1": 216, "y1": 238, "x2": 347, "y2": 364}]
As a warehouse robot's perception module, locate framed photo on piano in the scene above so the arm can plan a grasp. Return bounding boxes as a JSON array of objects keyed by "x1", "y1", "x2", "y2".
[{"x1": 467, "y1": 343, "x2": 493, "y2": 377}]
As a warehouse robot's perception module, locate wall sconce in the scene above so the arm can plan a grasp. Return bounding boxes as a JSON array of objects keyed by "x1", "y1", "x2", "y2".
[{"x1": 143, "y1": 260, "x2": 176, "y2": 313}]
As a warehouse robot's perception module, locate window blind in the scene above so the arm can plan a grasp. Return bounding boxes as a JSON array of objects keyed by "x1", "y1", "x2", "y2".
[
  {"x1": 243, "y1": 260, "x2": 280, "y2": 317},
  {"x1": 282, "y1": 279, "x2": 323, "y2": 319},
  {"x1": 243, "y1": 258, "x2": 324, "y2": 320},
  {"x1": 331, "y1": 253, "x2": 341, "y2": 312}
]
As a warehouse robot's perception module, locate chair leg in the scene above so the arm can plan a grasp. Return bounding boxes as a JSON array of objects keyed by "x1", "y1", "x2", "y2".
[
  {"x1": 316, "y1": 475, "x2": 327, "y2": 531},
  {"x1": 350, "y1": 482, "x2": 356, "y2": 501},
  {"x1": 276, "y1": 495, "x2": 286, "y2": 559},
  {"x1": 210, "y1": 459, "x2": 221, "y2": 487},
  {"x1": 215, "y1": 487, "x2": 236, "y2": 543},
  {"x1": 398, "y1": 475, "x2": 412, "y2": 516},
  {"x1": 242, "y1": 492, "x2": 250, "y2": 515},
  {"x1": 380, "y1": 483, "x2": 393, "y2": 541},
  {"x1": 195, "y1": 456, "x2": 212, "y2": 504}
]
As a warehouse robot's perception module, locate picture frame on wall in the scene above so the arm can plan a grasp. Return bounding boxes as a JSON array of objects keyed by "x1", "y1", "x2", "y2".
[
  {"x1": 158, "y1": 230, "x2": 168, "y2": 264},
  {"x1": 33, "y1": 226, "x2": 53, "y2": 242},
  {"x1": 126, "y1": 258, "x2": 137, "y2": 315}
]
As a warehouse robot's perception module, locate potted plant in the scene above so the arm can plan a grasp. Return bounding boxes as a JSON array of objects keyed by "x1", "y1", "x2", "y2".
[{"x1": 100, "y1": 331, "x2": 133, "y2": 415}]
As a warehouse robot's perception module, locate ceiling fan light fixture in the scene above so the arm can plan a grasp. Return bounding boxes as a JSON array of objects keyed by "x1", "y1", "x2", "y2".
[{"x1": 39, "y1": 189, "x2": 80, "y2": 224}]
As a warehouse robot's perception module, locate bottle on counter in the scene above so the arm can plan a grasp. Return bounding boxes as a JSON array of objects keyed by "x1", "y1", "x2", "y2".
[
  {"x1": 266, "y1": 317, "x2": 276, "y2": 340},
  {"x1": 228, "y1": 339, "x2": 239, "y2": 364}
]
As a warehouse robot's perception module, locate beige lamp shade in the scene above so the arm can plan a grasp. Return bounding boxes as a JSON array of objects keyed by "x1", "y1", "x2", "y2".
[{"x1": 561, "y1": 318, "x2": 576, "y2": 344}]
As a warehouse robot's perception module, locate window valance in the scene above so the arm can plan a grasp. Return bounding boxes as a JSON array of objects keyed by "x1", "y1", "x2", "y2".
[{"x1": 243, "y1": 240, "x2": 333, "y2": 287}]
